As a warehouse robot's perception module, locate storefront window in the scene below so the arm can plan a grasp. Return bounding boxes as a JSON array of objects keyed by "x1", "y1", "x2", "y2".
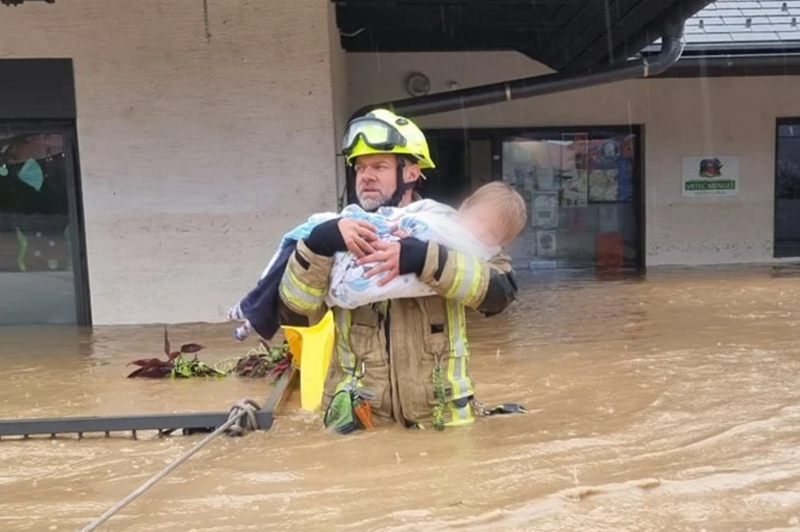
[
  {"x1": 775, "y1": 122, "x2": 800, "y2": 258},
  {"x1": 500, "y1": 129, "x2": 641, "y2": 270},
  {"x1": 0, "y1": 129, "x2": 82, "y2": 324}
]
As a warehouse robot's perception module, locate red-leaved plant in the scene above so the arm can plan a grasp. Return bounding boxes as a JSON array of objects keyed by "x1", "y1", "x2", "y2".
[{"x1": 126, "y1": 326, "x2": 205, "y2": 378}]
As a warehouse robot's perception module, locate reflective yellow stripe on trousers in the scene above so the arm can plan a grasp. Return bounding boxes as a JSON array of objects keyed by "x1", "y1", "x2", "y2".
[
  {"x1": 445, "y1": 300, "x2": 474, "y2": 426},
  {"x1": 333, "y1": 308, "x2": 357, "y2": 393}
]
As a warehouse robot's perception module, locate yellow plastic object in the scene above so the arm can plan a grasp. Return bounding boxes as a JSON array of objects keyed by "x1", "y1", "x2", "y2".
[{"x1": 282, "y1": 311, "x2": 335, "y2": 412}]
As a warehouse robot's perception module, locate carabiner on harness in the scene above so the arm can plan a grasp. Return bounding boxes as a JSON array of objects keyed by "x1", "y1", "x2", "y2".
[{"x1": 322, "y1": 362, "x2": 376, "y2": 434}]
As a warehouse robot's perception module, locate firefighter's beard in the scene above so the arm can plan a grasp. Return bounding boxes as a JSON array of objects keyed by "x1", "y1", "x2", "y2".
[{"x1": 357, "y1": 189, "x2": 391, "y2": 212}]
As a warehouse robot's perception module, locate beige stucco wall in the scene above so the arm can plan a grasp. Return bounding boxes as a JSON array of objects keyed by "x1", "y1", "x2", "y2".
[
  {"x1": 327, "y1": 4, "x2": 349, "y2": 205},
  {"x1": 348, "y1": 51, "x2": 797, "y2": 267},
  {"x1": 1, "y1": 0, "x2": 343, "y2": 325}
]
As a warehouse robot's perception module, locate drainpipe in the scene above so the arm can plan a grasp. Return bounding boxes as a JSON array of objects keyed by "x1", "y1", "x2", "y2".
[
  {"x1": 341, "y1": 21, "x2": 685, "y2": 207},
  {"x1": 351, "y1": 21, "x2": 686, "y2": 119}
]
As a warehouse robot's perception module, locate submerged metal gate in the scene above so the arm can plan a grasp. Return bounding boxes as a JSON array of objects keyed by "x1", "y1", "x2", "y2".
[{"x1": 0, "y1": 367, "x2": 296, "y2": 440}]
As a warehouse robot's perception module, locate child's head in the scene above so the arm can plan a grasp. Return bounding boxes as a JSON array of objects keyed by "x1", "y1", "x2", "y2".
[{"x1": 459, "y1": 182, "x2": 527, "y2": 248}]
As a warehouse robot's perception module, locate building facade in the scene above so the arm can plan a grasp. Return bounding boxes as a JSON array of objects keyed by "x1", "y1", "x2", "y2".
[
  {"x1": 0, "y1": 0, "x2": 347, "y2": 325},
  {"x1": 1, "y1": 0, "x2": 799, "y2": 325}
]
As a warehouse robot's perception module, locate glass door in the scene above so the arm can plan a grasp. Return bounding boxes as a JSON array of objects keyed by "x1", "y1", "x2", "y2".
[
  {"x1": 499, "y1": 128, "x2": 642, "y2": 270},
  {"x1": 0, "y1": 123, "x2": 88, "y2": 324}
]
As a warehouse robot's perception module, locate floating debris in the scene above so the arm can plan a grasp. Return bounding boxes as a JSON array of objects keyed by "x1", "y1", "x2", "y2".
[
  {"x1": 212, "y1": 340, "x2": 292, "y2": 382},
  {"x1": 126, "y1": 327, "x2": 290, "y2": 381}
]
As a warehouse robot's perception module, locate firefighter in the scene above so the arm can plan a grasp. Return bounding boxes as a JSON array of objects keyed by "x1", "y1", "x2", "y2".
[{"x1": 278, "y1": 109, "x2": 519, "y2": 430}]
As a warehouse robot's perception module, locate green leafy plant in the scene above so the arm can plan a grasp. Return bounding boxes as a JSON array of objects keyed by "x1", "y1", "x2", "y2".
[
  {"x1": 126, "y1": 328, "x2": 290, "y2": 381},
  {"x1": 219, "y1": 342, "x2": 292, "y2": 381},
  {"x1": 126, "y1": 326, "x2": 221, "y2": 379},
  {"x1": 170, "y1": 352, "x2": 227, "y2": 379}
]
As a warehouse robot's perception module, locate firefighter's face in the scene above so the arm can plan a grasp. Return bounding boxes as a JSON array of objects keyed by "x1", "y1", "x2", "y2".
[{"x1": 354, "y1": 154, "x2": 419, "y2": 210}]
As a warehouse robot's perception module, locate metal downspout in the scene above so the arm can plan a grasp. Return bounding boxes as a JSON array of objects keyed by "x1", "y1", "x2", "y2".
[{"x1": 350, "y1": 22, "x2": 686, "y2": 120}]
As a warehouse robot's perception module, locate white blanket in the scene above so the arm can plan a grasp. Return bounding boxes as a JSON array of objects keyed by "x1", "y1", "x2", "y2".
[
  {"x1": 326, "y1": 200, "x2": 497, "y2": 308},
  {"x1": 262, "y1": 199, "x2": 497, "y2": 310}
]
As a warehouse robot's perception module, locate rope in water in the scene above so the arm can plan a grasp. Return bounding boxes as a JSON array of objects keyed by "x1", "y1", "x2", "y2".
[{"x1": 77, "y1": 399, "x2": 262, "y2": 532}]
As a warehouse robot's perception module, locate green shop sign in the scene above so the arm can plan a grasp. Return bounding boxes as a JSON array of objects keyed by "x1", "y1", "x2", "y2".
[{"x1": 681, "y1": 155, "x2": 739, "y2": 197}]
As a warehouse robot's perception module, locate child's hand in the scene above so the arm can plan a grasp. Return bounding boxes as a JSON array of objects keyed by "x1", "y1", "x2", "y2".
[{"x1": 390, "y1": 223, "x2": 410, "y2": 239}]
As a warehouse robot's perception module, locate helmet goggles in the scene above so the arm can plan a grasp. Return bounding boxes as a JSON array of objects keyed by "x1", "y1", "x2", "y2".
[{"x1": 341, "y1": 117, "x2": 408, "y2": 156}]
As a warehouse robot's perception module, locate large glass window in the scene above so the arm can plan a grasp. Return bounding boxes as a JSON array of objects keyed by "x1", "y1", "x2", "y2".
[
  {"x1": 358, "y1": 126, "x2": 643, "y2": 271},
  {"x1": 775, "y1": 121, "x2": 800, "y2": 258},
  {"x1": 500, "y1": 128, "x2": 642, "y2": 270},
  {"x1": 0, "y1": 126, "x2": 87, "y2": 324}
]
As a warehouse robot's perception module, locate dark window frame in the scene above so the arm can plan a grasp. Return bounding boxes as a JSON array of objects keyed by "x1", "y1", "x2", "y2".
[
  {"x1": 774, "y1": 118, "x2": 800, "y2": 259},
  {"x1": 0, "y1": 120, "x2": 91, "y2": 326}
]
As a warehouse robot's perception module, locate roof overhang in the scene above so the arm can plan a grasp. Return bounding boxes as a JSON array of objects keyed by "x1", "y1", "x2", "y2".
[
  {"x1": 1, "y1": 0, "x2": 53, "y2": 5},
  {"x1": 332, "y1": 0, "x2": 714, "y2": 72}
]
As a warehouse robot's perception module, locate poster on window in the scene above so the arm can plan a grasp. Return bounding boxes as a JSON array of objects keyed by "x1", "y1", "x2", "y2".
[
  {"x1": 531, "y1": 191, "x2": 558, "y2": 229},
  {"x1": 534, "y1": 165, "x2": 555, "y2": 191},
  {"x1": 587, "y1": 136, "x2": 635, "y2": 202},
  {"x1": 502, "y1": 139, "x2": 586, "y2": 197},
  {"x1": 589, "y1": 169, "x2": 620, "y2": 202},
  {"x1": 536, "y1": 230, "x2": 557, "y2": 256},
  {"x1": 502, "y1": 141, "x2": 536, "y2": 186},
  {"x1": 560, "y1": 169, "x2": 588, "y2": 206},
  {"x1": 681, "y1": 155, "x2": 739, "y2": 197}
]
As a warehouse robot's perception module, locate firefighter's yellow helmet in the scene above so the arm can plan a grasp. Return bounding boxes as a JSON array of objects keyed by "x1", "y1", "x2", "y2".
[{"x1": 341, "y1": 109, "x2": 435, "y2": 169}]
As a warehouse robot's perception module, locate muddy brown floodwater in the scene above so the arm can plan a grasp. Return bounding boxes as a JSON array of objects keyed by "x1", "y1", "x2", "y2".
[{"x1": 3, "y1": 266, "x2": 800, "y2": 532}]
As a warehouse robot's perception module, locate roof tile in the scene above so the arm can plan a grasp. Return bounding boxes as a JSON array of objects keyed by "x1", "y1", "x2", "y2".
[
  {"x1": 766, "y1": 23, "x2": 800, "y2": 30},
  {"x1": 687, "y1": 0, "x2": 800, "y2": 46},
  {"x1": 687, "y1": 16, "x2": 725, "y2": 25},
  {"x1": 760, "y1": 1, "x2": 792, "y2": 8},
  {"x1": 740, "y1": 8, "x2": 794, "y2": 16},
  {"x1": 686, "y1": 33, "x2": 736, "y2": 42},
  {"x1": 727, "y1": 1, "x2": 765, "y2": 8},
  {"x1": 706, "y1": 9, "x2": 746, "y2": 17},
  {"x1": 768, "y1": 15, "x2": 800, "y2": 23}
]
